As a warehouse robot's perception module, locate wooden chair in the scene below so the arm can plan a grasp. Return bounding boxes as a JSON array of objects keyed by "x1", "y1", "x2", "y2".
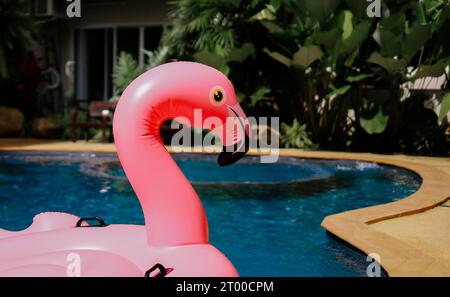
[{"x1": 71, "y1": 100, "x2": 117, "y2": 143}]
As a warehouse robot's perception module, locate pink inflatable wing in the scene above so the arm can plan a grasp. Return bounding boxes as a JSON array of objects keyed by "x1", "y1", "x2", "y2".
[{"x1": 0, "y1": 62, "x2": 250, "y2": 277}]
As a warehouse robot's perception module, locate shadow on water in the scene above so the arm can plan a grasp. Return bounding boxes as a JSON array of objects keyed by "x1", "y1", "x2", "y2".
[
  {"x1": 73, "y1": 155, "x2": 356, "y2": 200},
  {"x1": 325, "y1": 232, "x2": 389, "y2": 277},
  {"x1": 193, "y1": 176, "x2": 353, "y2": 200}
]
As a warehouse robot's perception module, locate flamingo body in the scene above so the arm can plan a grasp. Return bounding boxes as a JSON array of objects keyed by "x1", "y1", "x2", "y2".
[{"x1": 0, "y1": 62, "x2": 249, "y2": 276}]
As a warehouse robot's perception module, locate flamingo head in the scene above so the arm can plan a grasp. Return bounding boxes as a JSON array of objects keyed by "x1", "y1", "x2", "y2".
[
  {"x1": 202, "y1": 77, "x2": 250, "y2": 167},
  {"x1": 161, "y1": 62, "x2": 251, "y2": 166}
]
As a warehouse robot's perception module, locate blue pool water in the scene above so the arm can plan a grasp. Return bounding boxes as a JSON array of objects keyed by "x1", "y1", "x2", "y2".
[{"x1": 0, "y1": 152, "x2": 420, "y2": 276}]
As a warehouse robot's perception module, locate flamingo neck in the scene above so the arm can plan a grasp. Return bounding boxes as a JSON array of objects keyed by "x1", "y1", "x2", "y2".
[{"x1": 113, "y1": 91, "x2": 208, "y2": 247}]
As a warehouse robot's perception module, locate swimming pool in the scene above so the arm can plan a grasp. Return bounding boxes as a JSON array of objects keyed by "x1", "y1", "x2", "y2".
[{"x1": 0, "y1": 152, "x2": 420, "y2": 276}]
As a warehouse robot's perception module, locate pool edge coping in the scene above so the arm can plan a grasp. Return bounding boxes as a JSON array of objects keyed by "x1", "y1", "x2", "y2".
[
  {"x1": 1, "y1": 139, "x2": 450, "y2": 276},
  {"x1": 277, "y1": 149, "x2": 450, "y2": 277}
]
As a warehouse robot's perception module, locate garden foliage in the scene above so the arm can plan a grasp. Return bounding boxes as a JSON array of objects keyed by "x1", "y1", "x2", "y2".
[{"x1": 162, "y1": 0, "x2": 450, "y2": 155}]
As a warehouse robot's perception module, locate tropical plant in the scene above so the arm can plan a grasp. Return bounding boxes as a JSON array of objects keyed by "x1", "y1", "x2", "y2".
[
  {"x1": 142, "y1": 46, "x2": 170, "y2": 70},
  {"x1": 161, "y1": 0, "x2": 450, "y2": 155},
  {"x1": 112, "y1": 52, "x2": 141, "y2": 95},
  {"x1": 164, "y1": 0, "x2": 264, "y2": 57},
  {"x1": 281, "y1": 119, "x2": 317, "y2": 149},
  {"x1": 0, "y1": 0, "x2": 35, "y2": 79},
  {"x1": 261, "y1": 0, "x2": 449, "y2": 152},
  {"x1": 0, "y1": 0, "x2": 38, "y2": 121},
  {"x1": 112, "y1": 47, "x2": 170, "y2": 96},
  {"x1": 439, "y1": 92, "x2": 450, "y2": 124}
]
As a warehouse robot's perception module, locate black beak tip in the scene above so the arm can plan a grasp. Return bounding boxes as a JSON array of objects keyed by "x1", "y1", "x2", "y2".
[
  {"x1": 217, "y1": 150, "x2": 246, "y2": 167},
  {"x1": 217, "y1": 134, "x2": 249, "y2": 167},
  {"x1": 218, "y1": 106, "x2": 250, "y2": 167}
]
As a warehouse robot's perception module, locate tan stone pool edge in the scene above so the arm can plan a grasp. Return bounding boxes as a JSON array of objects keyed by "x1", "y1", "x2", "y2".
[
  {"x1": 279, "y1": 149, "x2": 450, "y2": 277},
  {"x1": 1, "y1": 139, "x2": 450, "y2": 276}
]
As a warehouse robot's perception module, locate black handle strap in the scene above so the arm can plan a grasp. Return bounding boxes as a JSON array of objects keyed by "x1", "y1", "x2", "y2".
[
  {"x1": 76, "y1": 217, "x2": 107, "y2": 227},
  {"x1": 144, "y1": 263, "x2": 173, "y2": 277}
]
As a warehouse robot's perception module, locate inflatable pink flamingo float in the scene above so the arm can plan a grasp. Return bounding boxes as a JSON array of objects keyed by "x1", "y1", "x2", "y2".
[{"x1": 0, "y1": 62, "x2": 250, "y2": 276}]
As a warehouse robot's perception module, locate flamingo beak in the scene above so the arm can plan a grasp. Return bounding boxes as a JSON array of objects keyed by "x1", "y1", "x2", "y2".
[{"x1": 217, "y1": 104, "x2": 250, "y2": 167}]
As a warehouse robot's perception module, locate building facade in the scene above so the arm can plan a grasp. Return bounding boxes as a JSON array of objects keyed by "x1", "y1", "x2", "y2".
[{"x1": 35, "y1": 0, "x2": 168, "y2": 103}]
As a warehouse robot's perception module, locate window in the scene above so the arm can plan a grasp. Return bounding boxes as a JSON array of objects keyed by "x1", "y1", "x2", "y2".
[
  {"x1": 117, "y1": 27, "x2": 139, "y2": 61},
  {"x1": 75, "y1": 25, "x2": 163, "y2": 101},
  {"x1": 144, "y1": 26, "x2": 163, "y2": 51}
]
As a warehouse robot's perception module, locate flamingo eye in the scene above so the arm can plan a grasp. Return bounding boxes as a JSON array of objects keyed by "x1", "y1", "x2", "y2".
[{"x1": 210, "y1": 86, "x2": 226, "y2": 106}]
